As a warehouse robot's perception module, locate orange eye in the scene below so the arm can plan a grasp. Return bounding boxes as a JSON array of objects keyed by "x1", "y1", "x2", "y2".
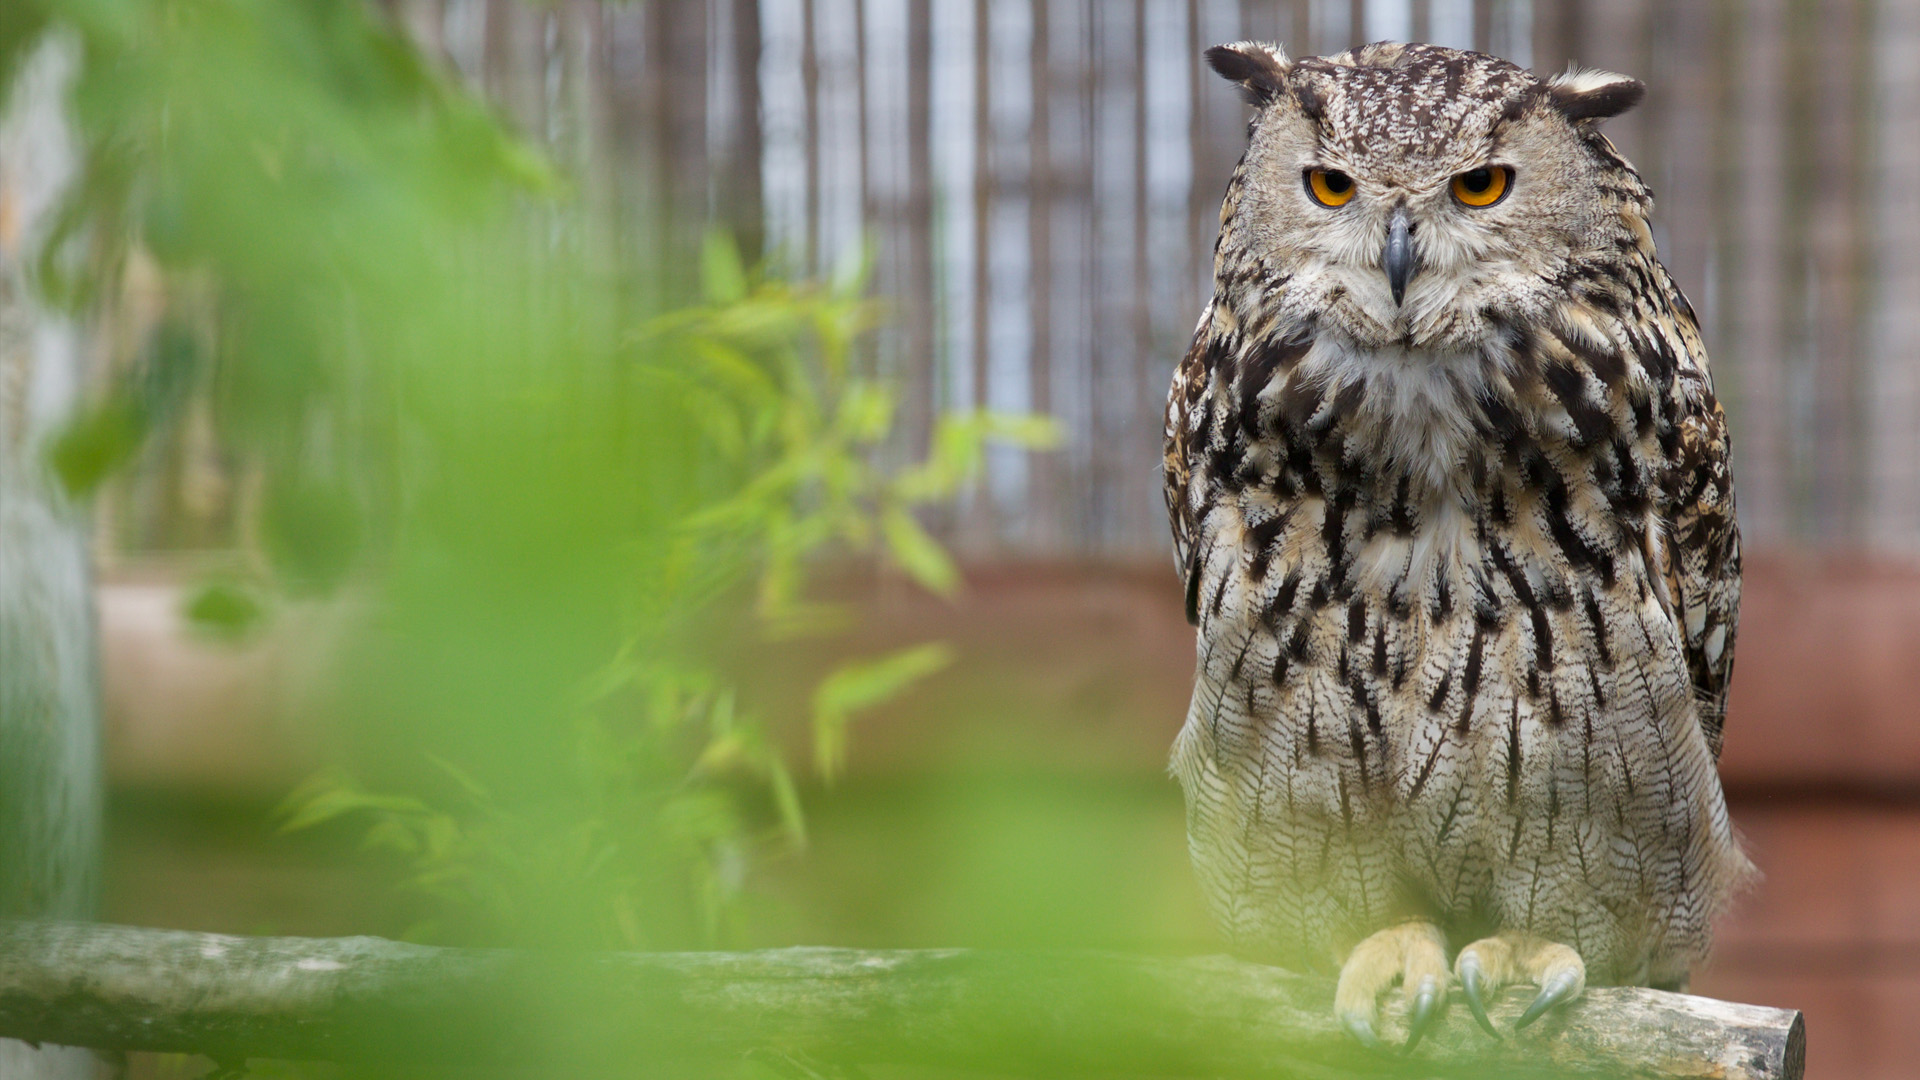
[
  {"x1": 1305, "y1": 169, "x2": 1356, "y2": 207},
  {"x1": 1452, "y1": 166, "x2": 1511, "y2": 207}
]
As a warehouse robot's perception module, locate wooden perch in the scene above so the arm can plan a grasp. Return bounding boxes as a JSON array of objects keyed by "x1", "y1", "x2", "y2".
[{"x1": 0, "y1": 920, "x2": 1800, "y2": 1079}]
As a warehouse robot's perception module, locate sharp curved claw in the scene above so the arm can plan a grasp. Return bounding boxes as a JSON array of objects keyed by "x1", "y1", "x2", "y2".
[
  {"x1": 1458, "y1": 958, "x2": 1500, "y2": 1039},
  {"x1": 1340, "y1": 1012, "x2": 1381, "y2": 1050},
  {"x1": 1515, "y1": 970, "x2": 1581, "y2": 1031},
  {"x1": 1403, "y1": 974, "x2": 1442, "y2": 1052}
]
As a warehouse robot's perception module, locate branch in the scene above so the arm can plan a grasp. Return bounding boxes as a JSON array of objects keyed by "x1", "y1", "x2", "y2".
[{"x1": 0, "y1": 921, "x2": 1800, "y2": 1079}]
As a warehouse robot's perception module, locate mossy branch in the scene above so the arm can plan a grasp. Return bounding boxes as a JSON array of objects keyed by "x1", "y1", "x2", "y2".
[{"x1": 0, "y1": 921, "x2": 1800, "y2": 1079}]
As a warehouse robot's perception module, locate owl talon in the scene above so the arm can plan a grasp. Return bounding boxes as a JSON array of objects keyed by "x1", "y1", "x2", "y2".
[
  {"x1": 1456, "y1": 956, "x2": 1501, "y2": 1038},
  {"x1": 1403, "y1": 973, "x2": 1443, "y2": 1051},
  {"x1": 1340, "y1": 1012, "x2": 1381, "y2": 1049},
  {"x1": 1515, "y1": 968, "x2": 1583, "y2": 1030},
  {"x1": 1334, "y1": 921, "x2": 1449, "y2": 1050},
  {"x1": 1454, "y1": 932, "x2": 1587, "y2": 1034}
]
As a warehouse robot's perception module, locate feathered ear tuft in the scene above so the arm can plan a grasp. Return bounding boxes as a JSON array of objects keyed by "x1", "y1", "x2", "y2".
[
  {"x1": 1205, "y1": 41, "x2": 1292, "y2": 105},
  {"x1": 1545, "y1": 67, "x2": 1645, "y2": 122}
]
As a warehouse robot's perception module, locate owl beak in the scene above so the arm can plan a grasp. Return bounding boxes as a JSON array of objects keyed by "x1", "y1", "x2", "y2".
[{"x1": 1384, "y1": 206, "x2": 1418, "y2": 306}]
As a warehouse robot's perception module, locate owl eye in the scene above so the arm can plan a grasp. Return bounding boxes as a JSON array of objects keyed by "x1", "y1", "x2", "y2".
[
  {"x1": 1305, "y1": 169, "x2": 1356, "y2": 207},
  {"x1": 1452, "y1": 166, "x2": 1512, "y2": 207}
]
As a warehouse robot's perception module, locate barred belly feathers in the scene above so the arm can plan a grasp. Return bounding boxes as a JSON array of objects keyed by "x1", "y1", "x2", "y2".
[{"x1": 1163, "y1": 41, "x2": 1751, "y2": 1044}]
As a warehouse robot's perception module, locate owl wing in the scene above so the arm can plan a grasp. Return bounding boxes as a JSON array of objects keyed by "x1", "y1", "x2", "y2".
[
  {"x1": 1165, "y1": 306, "x2": 1217, "y2": 625},
  {"x1": 1653, "y1": 301, "x2": 1742, "y2": 760}
]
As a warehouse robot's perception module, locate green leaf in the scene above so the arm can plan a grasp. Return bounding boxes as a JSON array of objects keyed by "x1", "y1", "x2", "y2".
[
  {"x1": 361, "y1": 818, "x2": 423, "y2": 856},
  {"x1": 425, "y1": 754, "x2": 492, "y2": 802},
  {"x1": 694, "y1": 731, "x2": 748, "y2": 774},
  {"x1": 46, "y1": 395, "x2": 147, "y2": 497},
  {"x1": 834, "y1": 381, "x2": 894, "y2": 443},
  {"x1": 881, "y1": 507, "x2": 960, "y2": 596},
  {"x1": 259, "y1": 478, "x2": 364, "y2": 594},
  {"x1": 181, "y1": 580, "x2": 268, "y2": 641},
  {"x1": 766, "y1": 758, "x2": 806, "y2": 849},
  {"x1": 979, "y1": 410, "x2": 1065, "y2": 449},
  {"x1": 810, "y1": 642, "x2": 955, "y2": 779},
  {"x1": 701, "y1": 230, "x2": 749, "y2": 304},
  {"x1": 277, "y1": 783, "x2": 431, "y2": 834}
]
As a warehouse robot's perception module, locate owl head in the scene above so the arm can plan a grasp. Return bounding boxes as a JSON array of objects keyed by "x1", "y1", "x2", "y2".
[{"x1": 1206, "y1": 41, "x2": 1647, "y2": 352}]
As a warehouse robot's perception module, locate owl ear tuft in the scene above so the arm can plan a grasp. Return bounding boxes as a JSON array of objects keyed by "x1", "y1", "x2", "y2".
[
  {"x1": 1545, "y1": 67, "x2": 1645, "y2": 122},
  {"x1": 1206, "y1": 42, "x2": 1292, "y2": 105}
]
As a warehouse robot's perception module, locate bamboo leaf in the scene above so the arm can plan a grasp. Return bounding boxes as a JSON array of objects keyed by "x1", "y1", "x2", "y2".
[
  {"x1": 810, "y1": 642, "x2": 955, "y2": 779},
  {"x1": 880, "y1": 507, "x2": 959, "y2": 596},
  {"x1": 701, "y1": 231, "x2": 749, "y2": 304}
]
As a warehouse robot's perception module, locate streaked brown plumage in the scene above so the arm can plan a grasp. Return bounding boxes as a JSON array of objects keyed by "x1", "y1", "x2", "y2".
[{"x1": 1164, "y1": 41, "x2": 1750, "y2": 1042}]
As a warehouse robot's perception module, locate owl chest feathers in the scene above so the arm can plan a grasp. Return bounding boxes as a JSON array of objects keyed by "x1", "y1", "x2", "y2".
[
  {"x1": 1172, "y1": 310, "x2": 1746, "y2": 977},
  {"x1": 1188, "y1": 321, "x2": 1667, "y2": 622}
]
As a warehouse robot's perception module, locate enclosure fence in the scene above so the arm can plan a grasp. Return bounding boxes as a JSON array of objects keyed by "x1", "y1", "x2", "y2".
[{"x1": 148, "y1": 0, "x2": 1914, "y2": 558}]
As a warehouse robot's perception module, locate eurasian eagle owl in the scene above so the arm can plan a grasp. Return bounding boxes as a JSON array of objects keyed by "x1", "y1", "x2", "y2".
[{"x1": 1163, "y1": 41, "x2": 1751, "y2": 1047}]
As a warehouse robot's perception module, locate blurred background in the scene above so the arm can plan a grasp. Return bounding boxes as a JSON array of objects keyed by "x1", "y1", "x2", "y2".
[{"x1": 1, "y1": 0, "x2": 1914, "y2": 1076}]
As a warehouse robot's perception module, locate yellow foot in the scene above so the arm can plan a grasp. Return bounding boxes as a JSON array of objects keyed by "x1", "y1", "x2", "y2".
[
  {"x1": 1453, "y1": 931, "x2": 1587, "y2": 1037},
  {"x1": 1333, "y1": 920, "x2": 1449, "y2": 1051}
]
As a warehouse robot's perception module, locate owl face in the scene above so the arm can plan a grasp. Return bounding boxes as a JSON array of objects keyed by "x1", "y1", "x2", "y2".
[{"x1": 1208, "y1": 42, "x2": 1647, "y2": 353}]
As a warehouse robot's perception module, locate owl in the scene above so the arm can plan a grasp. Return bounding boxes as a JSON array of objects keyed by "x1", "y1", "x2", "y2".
[{"x1": 1163, "y1": 41, "x2": 1752, "y2": 1048}]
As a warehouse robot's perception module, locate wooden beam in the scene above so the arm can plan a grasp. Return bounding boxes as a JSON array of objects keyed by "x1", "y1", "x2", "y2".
[{"x1": 0, "y1": 921, "x2": 1802, "y2": 1079}]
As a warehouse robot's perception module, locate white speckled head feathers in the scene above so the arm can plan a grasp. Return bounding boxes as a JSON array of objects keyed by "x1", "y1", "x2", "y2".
[{"x1": 1201, "y1": 41, "x2": 1654, "y2": 354}]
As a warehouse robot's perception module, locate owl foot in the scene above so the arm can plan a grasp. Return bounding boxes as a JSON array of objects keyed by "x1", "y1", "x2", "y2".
[
  {"x1": 1453, "y1": 932, "x2": 1586, "y2": 1037},
  {"x1": 1334, "y1": 920, "x2": 1449, "y2": 1051}
]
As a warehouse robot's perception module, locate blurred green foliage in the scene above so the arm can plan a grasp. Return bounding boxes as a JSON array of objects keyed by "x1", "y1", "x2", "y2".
[
  {"x1": 275, "y1": 245, "x2": 1053, "y2": 949},
  {"x1": 7, "y1": 0, "x2": 1055, "y2": 959}
]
